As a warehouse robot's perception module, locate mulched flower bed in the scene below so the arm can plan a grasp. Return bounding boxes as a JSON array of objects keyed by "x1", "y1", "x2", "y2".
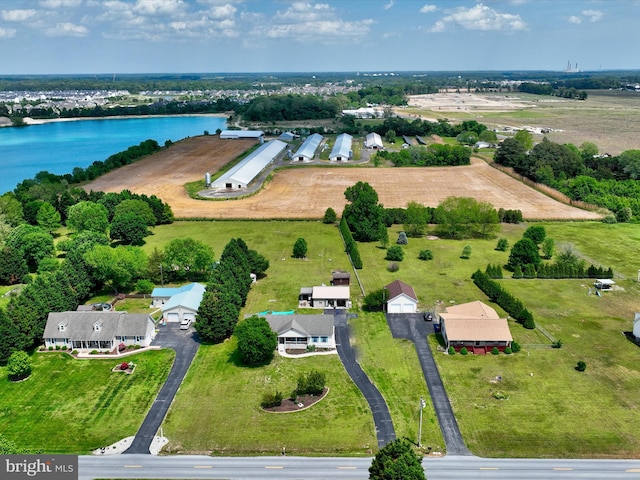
[{"x1": 263, "y1": 388, "x2": 328, "y2": 413}]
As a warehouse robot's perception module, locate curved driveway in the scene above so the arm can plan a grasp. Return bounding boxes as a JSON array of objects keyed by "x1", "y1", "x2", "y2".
[
  {"x1": 124, "y1": 323, "x2": 200, "y2": 454},
  {"x1": 333, "y1": 310, "x2": 396, "y2": 448},
  {"x1": 386, "y1": 313, "x2": 471, "y2": 456}
]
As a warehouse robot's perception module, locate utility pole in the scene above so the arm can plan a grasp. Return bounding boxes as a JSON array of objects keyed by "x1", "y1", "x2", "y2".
[
  {"x1": 418, "y1": 397, "x2": 426, "y2": 447},
  {"x1": 159, "y1": 264, "x2": 164, "y2": 286}
]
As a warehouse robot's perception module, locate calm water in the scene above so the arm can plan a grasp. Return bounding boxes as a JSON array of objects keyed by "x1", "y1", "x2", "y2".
[{"x1": 0, "y1": 115, "x2": 226, "y2": 194}]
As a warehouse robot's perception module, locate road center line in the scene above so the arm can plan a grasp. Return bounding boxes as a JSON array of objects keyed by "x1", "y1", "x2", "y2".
[
  {"x1": 194, "y1": 465, "x2": 213, "y2": 469},
  {"x1": 553, "y1": 467, "x2": 573, "y2": 471},
  {"x1": 265, "y1": 466, "x2": 284, "y2": 469},
  {"x1": 123, "y1": 465, "x2": 142, "y2": 468}
]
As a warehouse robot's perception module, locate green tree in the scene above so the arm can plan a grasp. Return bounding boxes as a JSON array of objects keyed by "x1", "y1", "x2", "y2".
[
  {"x1": 234, "y1": 315, "x2": 277, "y2": 366},
  {"x1": 404, "y1": 201, "x2": 428, "y2": 237},
  {"x1": 508, "y1": 238, "x2": 541, "y2": 271},
  {"x1": 343, "y1": 182, "x2": 385, "y2": 242},
  {"x1": 0, "y1": 194, "x2": 24, "y2": 226},
  {"x1": 0, "y1": 246, "x2": 28, "y2": 285},
  {"x1": 495, "y1": 238, "x2": 509, "y2": 251},
  {"x1": 67, "y1": 201, "x2": 109, "y2": 234},
  {"x1": 494, "y1": 137, "x2": 526, "y2": 168},
  {"x1": 461, "y1": 244, "x2": 472, "y2": 259},
  {"x1": 113, "y1": 199, "x2": 157, "y2": 226},
  {"x1": 84, "y1": 244, "x2": 147, "y2": 293},
  {"x1": 384, "y1": 129, "x2": 396, "y2": 143},
  {"x1": 456, "y1": 130, "x2": 478, "y2": 145},
  {"x1": 478, "y1": 129, "x2": 498, "y2": 143},
  {"x1": 434, "y1": 196, "x2": 499, "y2": 239},
  {"x1": 523, "y1": 225, "x2": 546, "y2": 245},
  {"x1": 296, "y1": 370, "x2": 326, "y2": 396},
  {"x1": 363, "y1": 289, "x2": 386, "y2": 312},
  {"x1": 7, "y1": 225, "x2": 55, "y2": 270},
  {"x1": 619, "y1": 150, "x2": 640, "y2": 179},
  {"x1": 110, "y1": 212, "x2": 150, "y2": 245},
  {"x1": 541, "y1": 237, "x2": 555, "y2": 259},
  {"x1": 369, "y1": 438, "x2": 426, "y2": 480},
  {"x1": 292, "y1": 238, "x2": 308, "y2": 258},
  {"x1": 36, "y1": 202, "x2": 61, "y2": 233},
  {"x1": 514, "y1": 129, "x2": 533, "y2": 151},
  {"x1": 323, "y1": 207, "x2": 337, "y2": 224},
  {"x1": 418, "y1": 249, "x2": 433, "y2": 261},
  {"x1": 7, "y1": 350, "x2": 31, "y2": 381},
  {"x1": 163, "y1": 237, "x2": 214, "y2": 281}
]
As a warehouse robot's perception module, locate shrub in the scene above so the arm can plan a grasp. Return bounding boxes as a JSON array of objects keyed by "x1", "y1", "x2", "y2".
[
  {"x1": 491, "y1": 347, "x2": 500, "y2": 355},
  {"x1": 511, "y1": 341, "x2": 521, "y2": 353},
  {"x1": 460, "y1": 347, "x2": 468, "y2": 355},
  {"x1": 396, "y1": 231, "x2": 408, "y2": 245},
  {"x1": 296, "y1": 370, "x2": 326, "y2": 396},
  {"x1": 418, "y1": 249, "x2": 433, "y2": 260},
  {"x1": 135, "y1": 279, "x2": 154, "y2": 294},
  {"x1": 55, "y1": 345, "x2": 60, "y2": 350},
  {"x1": 48, "y1": 346, "x2": 53, "y2": 351},
  {"x1": 386, "y1": 245, "x2": 404, "y2": 261},
  {"x1": 7, "y1": 351, "x2": 32, "y2": 381},
  {"x1": 552, "y1": 339, "x2": 563, "y2": 349},
  {"x1": 576, "y1": 361, "x2": 587, "y2": 371},
  {"x1": 118, "y1": 343, "x2": 126, "y2": 352},
  {"x1": 496, "y1": 238, "x2": 509, "y2": 251},
  {"x1": 602, "y1": 214, "x2": 617, "y2": 224},
  {"x1": 363, "y1": 288, "x2": 385, "y2": 312},
  {"x1": 323, "y1": 207, "x2": 337, "y2": 224},
  {"x1": 120, "y1": 362, "x2": 129, "y2": 370},
  {"x1": 460, "y1": 244, "x2": 472, "y2": 259},
  {"x1": 387, "y1": 262, "x2": 400, "y2": 272},
  {"x1": 261, "y1": 390, "x2": 284, "y2": 408},
  {"x1": 90, "y1": 350, "x2": 98, "y2": 355},
  {"x1": 72, "y1": 350, "x2": 78, "y2": 355},
  {"x1": 447, "y1": 346, "x2": 455, "y2": 355},
  {"x1": 504, "y1": 347, "x2": 512, "y2": 355}
]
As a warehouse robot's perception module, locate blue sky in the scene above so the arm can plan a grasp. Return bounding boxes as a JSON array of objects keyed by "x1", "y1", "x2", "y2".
[{"x1": 1, "y1": 0, "x2": 638, "y2": 74}]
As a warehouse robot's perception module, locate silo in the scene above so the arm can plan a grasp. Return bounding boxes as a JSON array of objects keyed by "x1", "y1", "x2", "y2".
[{"x1": 205, "y1": 172, "x2": 211, "y2": 187}]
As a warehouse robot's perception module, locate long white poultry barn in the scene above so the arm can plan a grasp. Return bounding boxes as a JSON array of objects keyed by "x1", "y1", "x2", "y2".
[{"x1": 211, "y1": 139, "x2": 287, "y2": 190}]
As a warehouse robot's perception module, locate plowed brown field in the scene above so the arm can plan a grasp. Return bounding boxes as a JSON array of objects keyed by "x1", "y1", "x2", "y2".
[{"x1": 85, "y1": 136, "x2": 601, "y2": 221}]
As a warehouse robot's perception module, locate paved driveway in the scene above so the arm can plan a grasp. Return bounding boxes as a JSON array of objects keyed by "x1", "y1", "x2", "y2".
[
  {"x1": 386, "y1": 313, "x2": 471, "y2": 456},
  {"x1": 124, "y1": 322, "x2": 200, "y2": 454},
  {"x1": 332, "y1": 310, "x2": 396, "y2": 448}
]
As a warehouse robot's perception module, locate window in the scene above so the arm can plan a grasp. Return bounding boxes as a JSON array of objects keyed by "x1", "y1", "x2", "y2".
[
  {"x1": 93, "y1": 322, "x2": 101, "y2": 332},
  {"x1": 312, "y1": 336, "x2": 319, "y2": 343},
  {"x1": 58, "y1": 323, "x2": 66, "y2": 332},
  {"x1": 321, "y1": 336, "x2": 328, "y2": 343}
]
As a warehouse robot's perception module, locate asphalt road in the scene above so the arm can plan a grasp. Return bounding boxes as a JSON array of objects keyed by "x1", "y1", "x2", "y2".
[
  {"x1": 333, "y1": 310, "x2": 396, "y2": 447},
  {"x1": 386, "y1": 313, "x2": 471, "y2": 455},
  {"x1": 124, "y1": 322, "x2": 200, "y2": 454},
  {"x1": 78, "y1": 454, "x2": 640, "y2": 480}
]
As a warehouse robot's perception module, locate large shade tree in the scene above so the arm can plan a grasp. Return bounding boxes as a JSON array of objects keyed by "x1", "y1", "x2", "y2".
[
  {"x1": 369, "y1": 439, "x2": 426, "y2": 480},
  {"x1": 234, "y1": 315, "x2": 277, "y2": 366},
  {"x1": 343, "y1": 181, "x2": 385, "y2": 242}
]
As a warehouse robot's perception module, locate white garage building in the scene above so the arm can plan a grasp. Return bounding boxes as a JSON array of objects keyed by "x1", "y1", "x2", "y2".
[
  {"x1": 162, "y1": 282, "x2": 206, "y2": 323},
  {"x1": 211, "y1": 139, "x2": 287, "y2": 190},
  {"x1": 364, "y1": 132, "x2": 383, "y2": 149},
  {"x1": 385, "y1": 279, "x2": 418, "y2": 313},
  {"x1": 292, "y1": 133, "x2": 323, "y2": 162}
]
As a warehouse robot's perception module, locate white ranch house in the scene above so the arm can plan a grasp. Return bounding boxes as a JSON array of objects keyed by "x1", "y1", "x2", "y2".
[
  {"x1": 299, "y1": 285, "x2": 351, "y2": 309},
  {"x1": 43, "y1": 311, "x2": 156, "y2": 352}
]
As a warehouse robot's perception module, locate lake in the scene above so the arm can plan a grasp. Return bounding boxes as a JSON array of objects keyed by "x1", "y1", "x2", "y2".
[{"x1": 0, "y1": 115, "x2": 227, "y2": 194}]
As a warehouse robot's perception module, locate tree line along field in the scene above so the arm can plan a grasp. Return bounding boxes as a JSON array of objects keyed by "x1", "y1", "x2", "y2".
[{"x1": 147, "y1": 219, "x2": 640, "y2": 458}]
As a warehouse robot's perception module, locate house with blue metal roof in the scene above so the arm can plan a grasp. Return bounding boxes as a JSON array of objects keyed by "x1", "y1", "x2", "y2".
[
  {"x1": 211, "y1": 139, "x2": 287, "y2": 190},
  {"x1": 162, "y1": 283, "x2": 206, "y2": 323},
  {"x1": 151, "y1": 282, "x2": 204, "y2": 307},
  {"x1": 329, "y1": 133, "x2": 353, "y2": 162},
  {"x1": 292, "y1": 133, "x2": 323, "y2": 162}
]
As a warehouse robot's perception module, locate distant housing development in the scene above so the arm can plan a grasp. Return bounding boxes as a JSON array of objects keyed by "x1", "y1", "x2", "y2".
[
  {"x1": 211, "y1": 139, "x2": 287, "y2": 190},
  {"x1": 292, "y1": 133, "x2": 323, "y2": 162},
  {"x1": 330, "y1": 133, "x2": 353, "y2": 162}
]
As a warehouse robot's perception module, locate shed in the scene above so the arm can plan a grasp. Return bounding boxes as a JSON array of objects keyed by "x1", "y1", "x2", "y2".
[
  {"x1": 594, "y1": 279, "x2": 616, "y2": 290},
  {"x1": 633, "y1": 313, "x2": 640, "y2": 339},
  {"x1": 331, "y1": 270, "x2": 351, "y2": 286},
  {"x1": 330, "y1": 133, "x2": 353, "y2": 162},
  {"x1": 219, "y1": 130, "x2": 264, "y2": 140},
  {"x1": 385, "y1": 279, "x2": 418, "y2": 313}
]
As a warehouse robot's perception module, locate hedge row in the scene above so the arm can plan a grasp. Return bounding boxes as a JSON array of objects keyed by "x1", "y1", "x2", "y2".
[
  {"x1": 339, "y1": 217, "x2": 362, "y2": 269},
  {"x1": 472, "y1": 269, "x2": 535, "y2": 329},
  {"x1": 513, "y1": 262, "x2": 614, "y2": 279}
]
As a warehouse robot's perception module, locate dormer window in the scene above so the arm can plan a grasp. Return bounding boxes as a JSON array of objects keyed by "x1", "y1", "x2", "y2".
[
  {"x1": 58, "y1": 322, "x2": 67, "y2": 332},
  {"x1": 93, "y1": 322, "x2": 102, "y2": 332}
]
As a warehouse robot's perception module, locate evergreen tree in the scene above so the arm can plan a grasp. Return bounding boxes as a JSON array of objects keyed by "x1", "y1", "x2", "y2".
[
  {"x1": 292, "y1": 238, "x2": 308, "y2": 258},
  {"x1": 369, "y1": 438, "x2": 426, "y2": 480}
]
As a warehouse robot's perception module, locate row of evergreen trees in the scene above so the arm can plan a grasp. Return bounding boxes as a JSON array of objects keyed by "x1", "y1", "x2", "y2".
[
  {"x1": 471, "y1": 270, "x2": 536, "y2": 329},
  {"x1": 339, "y1": 217, "x2": 362, "y2": 269},
  {"x1": 195, "y1": 239, "x2": 268, "y2": 343},
  {"x1": 486, "y1": 262, "x2": 613, "y2": 280}
]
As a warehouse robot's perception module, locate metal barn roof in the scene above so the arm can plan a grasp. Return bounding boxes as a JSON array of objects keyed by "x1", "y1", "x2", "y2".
[
  {"x1": 330, "y1": 133, "x2": 353, "y2": 160},
  {"x1": 219, "y1": 130, "x2": 264, "y2": 139},
  {"x1": 213, "y1": 139, "x2": 287, "y2": 188},
  {"x1": 293, "y1": 133, "x2": 323, "y2": 160}
]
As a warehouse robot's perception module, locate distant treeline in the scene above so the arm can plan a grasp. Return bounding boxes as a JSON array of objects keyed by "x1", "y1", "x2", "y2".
[
  {"x1": 517, "y1": 82, "x2": 588, "y2": 100},
  {"x1": 377, "y1": 144, "x2": 471, "y2": 166}
]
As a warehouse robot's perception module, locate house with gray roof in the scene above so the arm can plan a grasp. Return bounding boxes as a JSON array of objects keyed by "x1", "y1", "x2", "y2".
[
  {"x1": 211, "y1": 139, "x2": 287, "y2": 190},
  {"x1": 161, "y1": 282, "x2": 206, "y2": 323},
  {"x1": 262, "y1": 314, "x2": 335, "y2": 351},
  {"x1": 292, "y1": 133, "x2": 323, "y2": 162},
  {"x1": 43, "y1": 311, "x2": 156, "y2": 352},
  {"x1": 329, "y1": 133, "x2": 353, "y2": 162}
]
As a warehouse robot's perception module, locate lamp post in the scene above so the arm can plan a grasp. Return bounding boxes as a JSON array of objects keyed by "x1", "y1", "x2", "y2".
[{"x1": 418, "y1": 396, "x2": 426, "y2": 447}]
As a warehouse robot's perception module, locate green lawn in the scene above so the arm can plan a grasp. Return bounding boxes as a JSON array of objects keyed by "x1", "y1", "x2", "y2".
[
  {"x1": 355, "y1": 221, "x2": 640, "y2": 457},
  {"x1": 0, "y1": 350, "x2": 174, "y2": 454},
  {"x1": 162, "y1": 339, "x2": 376, "y2": 455}
]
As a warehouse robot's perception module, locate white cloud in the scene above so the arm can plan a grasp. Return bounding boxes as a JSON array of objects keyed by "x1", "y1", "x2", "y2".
[
  {"x1": 1, "y1": 9, "x2": 38, "y2": 22},
  {"x1": 568, "y1": 15, "x2": 581, "y2": 24},
  {"x1": 133, "y1": 0, "x2": 185, "y2": 16},
  {"x1": 582, "y1": 9, "x2": 603, "y2": 22},
  {"x1": 384, "y1": 0, "x2": 394, "y2": 10},
  {"x1": 420, "y1": 4, "x2": 437, "y2": 14},
  {"x1": 0, "y1": 27, "x2": 17, "y2": 38},
  {"x1": 207, "y1": 3, "x2": 237, "y2": 19},
  {"x1": 39, "y1": 0, "x2": 83, "y2": 8},
  {"x1": 46, "y1": 22, "x2": 88, "y2": 36},
  {"x1": 429, "y1": 3, "x2": 526, "y2": 32}
]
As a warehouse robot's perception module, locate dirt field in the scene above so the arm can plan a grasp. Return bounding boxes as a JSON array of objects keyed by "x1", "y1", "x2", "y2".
[{"x1": 84, "y1": 136, "x2": 600, "y2": 221}]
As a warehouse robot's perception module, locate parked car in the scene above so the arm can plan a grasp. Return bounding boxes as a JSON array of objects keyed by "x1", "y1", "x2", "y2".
[
  {"x1": 423, "y1": 312, "x2": 433, "y2": 322},
  {"x1": 179, "y1": 319, "x2": 192, "y2": 330}
]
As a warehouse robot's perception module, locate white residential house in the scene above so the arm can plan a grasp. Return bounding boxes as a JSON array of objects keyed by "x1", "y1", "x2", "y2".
[
  {"x1": 263, "y1": 314, "x2": 336, "y2": 351},
  {"x1": 385, "y1": 279, "x2": 418, "y2": 313},
  {"x1": 298, "y1": 285, "x2": 351, "y2": 309},
  {"x1": 43, "y1": 311, "x2": 156, "y2": 351}
]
